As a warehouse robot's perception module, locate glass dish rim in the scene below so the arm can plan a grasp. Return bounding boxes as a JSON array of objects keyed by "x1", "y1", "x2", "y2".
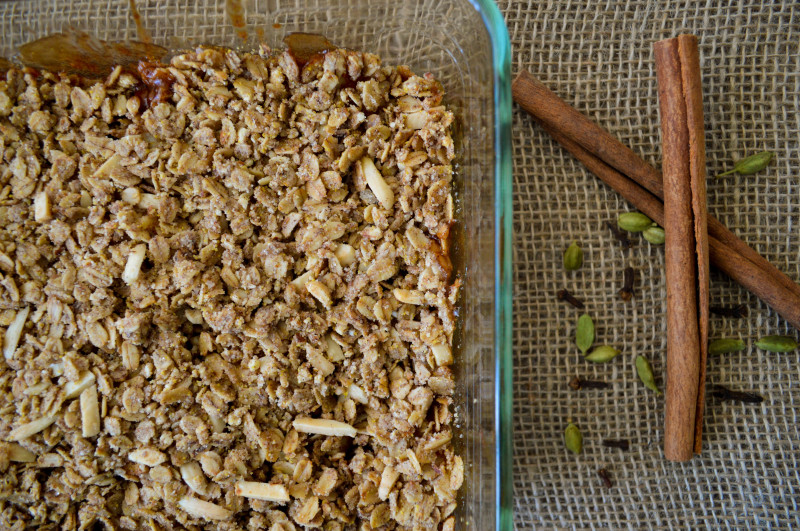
[{"x1": 467, "y1": 0, "x2": 514, "y2": 529}]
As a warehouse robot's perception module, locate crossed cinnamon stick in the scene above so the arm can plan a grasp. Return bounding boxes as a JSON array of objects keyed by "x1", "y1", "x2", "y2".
[
  {"x1": 511, "y1": 72, "x2": 800, "y2": 330},
  {"x1": 513, "y1": 45, "x2": 800, "y2": 462}
]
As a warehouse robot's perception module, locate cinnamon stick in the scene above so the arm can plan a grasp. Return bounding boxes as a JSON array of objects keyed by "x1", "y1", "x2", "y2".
[
  {"x1": 654, "y1": 34, "x2": 707, "y2": 462},
  {"x1": 512, "y1": 70, "x2": 800, "y2": 305},
  {"x1": 512, "y1": 72, "x2": 800, "y2": 331},
  {"x1": 540, "y1": 125, "x2": 800, "y2": 333},
  {"x1": 542, "y1": 125, "x2": 800, "y2": 328},
  {"x1": 677, "y1": 35, "x2": 710, "y2": 457}
]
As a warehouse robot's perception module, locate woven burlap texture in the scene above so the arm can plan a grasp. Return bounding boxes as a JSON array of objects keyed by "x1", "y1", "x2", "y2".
[
  {"x1": 0, "y1": 0, "x2": 797, "y2": 528},
  {"x1": 501, "y1": 0, "x2": 799, "y2": 528}
]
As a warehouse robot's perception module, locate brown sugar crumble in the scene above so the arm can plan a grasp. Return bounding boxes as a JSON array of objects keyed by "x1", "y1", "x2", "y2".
[{"x1": 0, "y1": 44, "x2": 461, "y2": 529}]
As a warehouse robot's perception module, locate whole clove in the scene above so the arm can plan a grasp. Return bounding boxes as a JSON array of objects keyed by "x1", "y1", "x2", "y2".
[
  {"x1": 597, "y1": 468, "x2": 614, "y2": 489},
  {"x1": 606, "y1": 221, "x2": 632, "y2": 249},
  {"x1": 569, "y1": 376, "x2": 610, "y2": 390},
  {"x1": 711, "y1": 385, "x2": 763, "y2": 404},
  {"x1": 710, "y1": 304, "x2": 748, "y2": 318},
  {"x1": 602, "y1": 439, "x2": 630, "y2": 451},
  {"x1": 557, "y1": 289, "x2": 585, "y2": 309},
  {"x1": 619, "y1": 267, "x2": 635, "y2": 301}
]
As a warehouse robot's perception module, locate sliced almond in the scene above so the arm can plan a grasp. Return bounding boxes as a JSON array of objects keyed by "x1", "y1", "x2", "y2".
[
  {"x1": 360, "y1": 157, "x2": 394, "y2": 210},
  {"x1": 348, "y1": 384, "x2": 368, "y2": 405},
  {"x1": 0, "y1": 251, "x2": 14, "y2": 272},
  {"x1": 295, "y1": 496, "x2": 320, "y2": 525},
  {"x1": 8, "y1": 415, "x2": 57, "y2": 441},
  {"x1": 120, "y1": 187, "x2": 141, "y2": 204},
  {"x1": 430, "y1": 344, "x2": 453, "y2": 366},
  {"x1": 159, "y1": 386, "x2": 191, "y2": 405},
  {"x1": 93, "y1": 153, "x2": 121, "y2": 178},
  {"x1": 235, "y1": 481, "x2": 290, "y2": 503},
  {"x1": 3, "y1": 306, "x2": 29, "y2": 360},
  {"x1": 7, "y1": 443, "x2": 35, "y2": 462},
  {"x1": 292, "y1": 417, "x2": 356, "y2": 438},
  {"x1": 378, "y1": 465, "x2": 400, "y2": 500},
  {"x1": 393, "y1": 289, "x2": 424, "y2": 305},
  {"x1": 397, "y1": 95, "x2": 423, "y2": 112},
  {"x1": 80, "y1": 384, "x2": 100, "y2": 438},
  {"x1": 273, "y1": 460, "x2": 295, "y2": 476},
  {"x1": 334, "y1": 244, "x2": 356, "y2": 267},
  {"x1": 138, "y1": 192, "x2": 159, "y2": 209},
  {"x1": 424, "y1": 430, "x2": 452, "y2": 451},
  {"x1": 49, "y1": 362, "x2": 64, "y2": 376},
  {"x1": 404, "y1": 111, "x2": 428, "y2": 130},
  {"x1": 405, "y1": 226, "x2": 430, "y2": 250},
  {"x1": 121, "y1": 244, "x2": 147, "y2": 284},
  {"x1": 178, "y1": 496, "x2": 232, "y2": 521},
  {"x1": 180, "y1": 462, "x2": 207, "y2": 495},
  {"x1": 308, "y1": 348, "x2": 335, "y2": 376},
  {"x1": 306, "y1": 280, "x2": 332, "y2": 307},
  {"x1": 232, "y1": 78, "x2": 256, "y2": 103},
  {"x1": 405, "y1": 449, "x2": 422, "y2": 475},
  {"x1": 128, "y1": 448, "x2": 167, "y2": 467},
  {"x1": 23, "y1": 382, "x2": 49, "y2": 396},
  {"x1": 34, "y1": 192, "x2": 52, "y2": 222},
  {"x1": 64, "y1": 371, "x2": 96, "y2": 399},
  {"x1": 325, "y1": 335, "x2": 344, "y2": 362},
  {"x1": 291, "y1": 270, "x2": 314, "y2": 289},
  {"x1": 38, "y1": 452, "x2": 63, "y2": 467}
]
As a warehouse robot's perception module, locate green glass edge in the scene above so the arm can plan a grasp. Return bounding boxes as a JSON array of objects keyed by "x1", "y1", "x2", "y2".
[{"x1": 471, "y1": 0, "x2": 513, "y2": 529}]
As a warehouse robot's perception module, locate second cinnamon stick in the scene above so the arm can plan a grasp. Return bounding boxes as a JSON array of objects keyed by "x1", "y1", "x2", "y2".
[
  {"x1": 543, "y1": 125, "x2": 800, "y2": 338},
  {"x1": 512, "y1": 70, "x2": 800, "y2": 307},
  {"x1": 655, "y1": 34, "x2": 708, "y2": 463},
  {"x1": 678, "y1": 35, "x2": 710, "y2": 457}
]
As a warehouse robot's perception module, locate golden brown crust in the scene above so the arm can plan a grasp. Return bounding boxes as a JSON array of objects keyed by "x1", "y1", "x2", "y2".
[{"x1": 0, "y1": 44, "x2": 460, "y2": 529}]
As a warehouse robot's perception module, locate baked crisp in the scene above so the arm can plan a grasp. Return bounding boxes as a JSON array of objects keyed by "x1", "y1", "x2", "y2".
[{"x1": 0, "y1": 43, "x2": 461, "y2": 530}]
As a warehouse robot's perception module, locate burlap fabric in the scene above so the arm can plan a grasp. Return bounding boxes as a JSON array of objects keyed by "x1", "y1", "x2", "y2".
[
  {"x1": 500, "y1": 1, "x2": 800, "y2": 528},
  {"x1": 0, "y1": 0, "x2": 797, "y2": 528}
]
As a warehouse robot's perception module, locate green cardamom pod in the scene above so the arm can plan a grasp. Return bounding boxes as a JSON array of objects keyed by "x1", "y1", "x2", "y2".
[
  {"x1": 717, "y1": 151, "x2": 774, "y2": 177},
  {"x1": 708, "y1": 338, "x2": 746, "y2": 355},
  {"x1": 642, "y1": 225, "x2": 665, "y2": 245},
  {"x1": 585, "y1": 345, "x2": 620, "y2": 363},
  {"x1": 575, "y1": 313, "x2": 594, "y2": 354},
  {"x1": 564, "y1": 422, "x2": 583, "y2": 455},
  {"x1": 635, "y1": 355, "x2": 661, "y2": 395},
  {"x1": 563, "y1": 240, "x2": 583, "y2": 271},
  {"x1": 755, "y1": 335, "x2": 798, "y2": 352},
  {"x1": 617, "y1": 212, "x2": 653, "y2": 232}
]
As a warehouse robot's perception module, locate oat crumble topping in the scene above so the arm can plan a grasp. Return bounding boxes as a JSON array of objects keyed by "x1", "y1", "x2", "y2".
[{"x1": 0, "y1": 44, "x2": 461, "y2": 530}]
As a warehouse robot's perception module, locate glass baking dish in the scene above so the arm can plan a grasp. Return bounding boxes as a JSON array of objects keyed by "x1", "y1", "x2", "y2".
[{"x1": 0, "y1": 0, "x2": 513, "y2": 528}]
